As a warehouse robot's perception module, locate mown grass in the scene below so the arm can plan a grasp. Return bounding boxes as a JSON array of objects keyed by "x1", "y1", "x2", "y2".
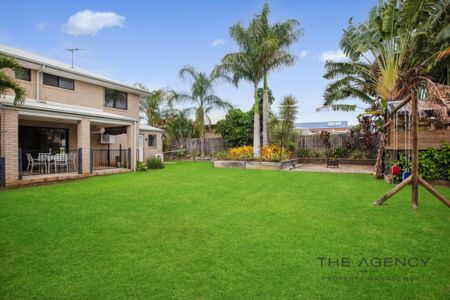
[{"x1": 1, "y1": 162, "x2": 449, "y2": 299}]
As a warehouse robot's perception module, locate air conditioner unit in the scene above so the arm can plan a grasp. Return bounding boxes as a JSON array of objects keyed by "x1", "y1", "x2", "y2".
[
  {"x1": 153, "y1": 154, "x2": 164, "y2": 162},
  {"x1": 100, "y1": 134, "x2": 115, "y2": 144}
]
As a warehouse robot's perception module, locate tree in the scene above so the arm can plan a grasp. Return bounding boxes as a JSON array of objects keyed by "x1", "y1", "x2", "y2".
[
  {"x1": 135, "y1": 83, "x2": 176, "y2": 127},
  {"x1": 251, "y1": 2, "x2": 302, "y2": 146},
  {"x1": 0, "y1": 55, "x2": 26, "y2": 106},
  {"x1": 165, "y1": 111, "x2": 194, "y2": 150},
  {"x1": 216, "y1": 109, "x2": 253, "y2": 147},
  {"x1": 319, "y1": 0, "x2": 450, "y2": 115},
  {"x1": 215, "y1": 19, "x2": 265, "y2": 157},
  {"x1": 349, "y1": 115, "x2": 378, "y2": 159},
  {"x1": 270, "y1": 95, "x2": 298, "y2": 153},
  {"x1": 176, "y1": 65, "x2": 232, "y2": 157}
]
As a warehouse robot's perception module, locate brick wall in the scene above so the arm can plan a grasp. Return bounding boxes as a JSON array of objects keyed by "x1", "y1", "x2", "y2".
[
  {"x1": 4, "y1": 68, "x2": 140, "y2": 120},
  {"x1": 77, "y1": 118, "x2": 90, "y2": 174},
  {"x1": 0, "y1": 108, "x2": 19, "y2": 186},
  {"x1": 140, "y1": 130, "x2": 163, "y2": 161}
]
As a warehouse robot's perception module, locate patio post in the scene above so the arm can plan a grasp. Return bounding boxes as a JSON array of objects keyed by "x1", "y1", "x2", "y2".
[
  {"x1": 77, "y1": 118, "x2": 91, "y2": 174},
  {"x1": 78, "y1": 148, "x2": 82, "y2": 174},
  {"x1": 128, "y1": 147, "x2": 132, "y2": 169},
  {"x1": 0, "y1": 108, "x2": 19, "y2": 186},
  {"x1": 18, "y1": 148, "x2": 22, "y2": 180}
]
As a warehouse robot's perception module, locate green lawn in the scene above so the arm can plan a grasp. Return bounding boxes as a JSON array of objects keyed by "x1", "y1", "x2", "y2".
[{"x1": 1, "y1": 162, "x2": 449, "y2": 299}]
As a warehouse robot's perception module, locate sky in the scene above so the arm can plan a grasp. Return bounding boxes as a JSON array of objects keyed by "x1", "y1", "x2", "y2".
[{"x1": 0, "y1": 0, "x2": 377, "y2": 125}]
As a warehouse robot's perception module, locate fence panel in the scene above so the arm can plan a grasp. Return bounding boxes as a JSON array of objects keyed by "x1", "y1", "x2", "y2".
[
  {"x1": 185, "y1": 137, "x2": 229, "y2": 156},
  {"x1": 91, "y1": 149, "x2": 129, "y2": 170},
  {"x1": 296, "y1": 133, "x2": 380, "y2": 157},
  {"x1": 182, "y1": 134, "x2": 380, "y2": 157}
]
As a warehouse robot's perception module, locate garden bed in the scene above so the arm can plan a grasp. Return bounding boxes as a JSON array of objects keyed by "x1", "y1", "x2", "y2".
[
  {"x1": 299, "y1": 158, "x2": 376, "y2": 166},
  {"x1": 214, "y1": 158, "x2": 300, "y2": 170}
]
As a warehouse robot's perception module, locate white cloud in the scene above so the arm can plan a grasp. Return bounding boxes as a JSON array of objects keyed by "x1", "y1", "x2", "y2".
[
  {"x1": 211, "y1": 39, "x2": 225, "y2": 47},
  {"x1": 320, "y1": 49, "x2": 347, "y2": 62},
  {"x1": 38, "y1": 22, "x2": 49, "y2": 31},
  {"x1": 62, "y1": 10, "x2": 125, "y2": 36},
  {"x1": 299, "y1": 50, "x2": 309, "y2": 59}
]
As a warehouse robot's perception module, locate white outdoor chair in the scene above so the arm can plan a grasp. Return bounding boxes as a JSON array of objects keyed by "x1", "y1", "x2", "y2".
[
  {"x1": 38, "y1": 153, "x2": 50, "y2": 174},
  {"x1": 25, "y1": 153, "x2": 35, "y2": 174},
  {"x1": 54, "y1": 153, "x2": 68, "y2": 172},
  {"x1": 67, "y1": 152, "x2": 77, "y2": 171}
]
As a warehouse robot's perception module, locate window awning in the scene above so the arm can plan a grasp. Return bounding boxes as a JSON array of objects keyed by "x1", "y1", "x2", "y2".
[{"x1": 104, "y1": 126, "x2": 127, "y2": 135}]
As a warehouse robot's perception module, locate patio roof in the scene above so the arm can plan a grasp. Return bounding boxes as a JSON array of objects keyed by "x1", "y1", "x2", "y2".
[
  {"x1": 1, "y1": 96, "x2": 137, "y2": 124},
  {"x1": 139, "y1": 124, "x2": 164, "y2": 132}
]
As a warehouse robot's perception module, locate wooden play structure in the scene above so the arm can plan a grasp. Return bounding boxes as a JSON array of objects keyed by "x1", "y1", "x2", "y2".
[{"x1": 373, "y1": 83, "x2": 450, "y2": 209}]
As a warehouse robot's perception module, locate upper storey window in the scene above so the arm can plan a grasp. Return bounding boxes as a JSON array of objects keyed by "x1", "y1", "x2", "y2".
[
  {"x1": 43, "y1": 73, "x2": 74, "y2": 90},
  {"x1": 15, "y1": 67, "x2": 31, "y2": 81},
  {"x1": 104, "y1": 88, "x2": 127, "y2": 110}
]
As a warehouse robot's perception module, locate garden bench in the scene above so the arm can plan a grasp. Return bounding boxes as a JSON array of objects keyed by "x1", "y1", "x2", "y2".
[{"x1": 327, "y1": 159, "x2": 339, "y2": 168}]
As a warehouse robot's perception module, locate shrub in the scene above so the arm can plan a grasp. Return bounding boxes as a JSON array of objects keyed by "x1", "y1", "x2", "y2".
[
  {"x1": 228, "y1": 145, "x2": 253, "y2": 160},
  {"x1": 261, "y1": 145, "x2": 292, "y2": 161},
  {"x1": 418, "y1": 144, "x2": 450, "y2": 180},
  {"x1": 214, "y1": 150, "x2": 229, "y2": 160},
  {"x1": 298, "y1": 148, "x2": 311, "y2": 158},
  {"x1": 146, "y1": 157, "x2": 165, "y2": 169},
  {"x1": 334, "y1": 146, "x2": 350, "y2": 158},
  {"x1": 136, "y1": 161, "x2": 148, "y2": 172},
  {"x1": 214, "y1": 145, "x2": 292, "y2": 161},
  {"x1": 349, "y1": 149, "x2": 364, "y2": 160},
  {"x1": 310, "y1": 151, "x2": 325, "y2": 158}
]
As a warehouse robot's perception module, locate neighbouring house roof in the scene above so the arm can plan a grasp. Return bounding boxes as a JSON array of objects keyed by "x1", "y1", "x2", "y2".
[
  {"x1": 295, "y1": 121, "x2": 348, "y2": 129},
  {"x1": 0, "y1": 43, "x2": 151, "y2": 97},
  {"x1": 0, "y1": 96, "x2": 137, "y2": 123},
  {"x1": 139, "y1": 124, "x2": 164, "y2": 132}
]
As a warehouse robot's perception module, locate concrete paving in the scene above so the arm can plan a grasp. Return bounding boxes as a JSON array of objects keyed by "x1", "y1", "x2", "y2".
[{"x1": 289, "y1": 163, "x2": 373, "y2": 174}]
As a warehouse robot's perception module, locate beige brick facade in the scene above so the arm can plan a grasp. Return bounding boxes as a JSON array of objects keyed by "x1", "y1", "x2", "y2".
[
  {"x1": 77, "y1": 118, "x2": 91, "y2": 174},
  {"x1": 0, "y1": 47, "x2": 162, "y2": 187},
  {"x1": 0, "y1": 109, "x2": 19, "y2": 186},
  {"x1": 140, "y1": 130, "x2": 163, "y2": 161}
]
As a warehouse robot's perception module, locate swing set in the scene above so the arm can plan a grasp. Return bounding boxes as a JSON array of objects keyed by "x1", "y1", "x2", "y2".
[
  {"x1": 373, "y1": 89, "x2": 450, "y2": 209},
  {"x1": 389, "y1": 102, "x2": 411, "y2": 181}
]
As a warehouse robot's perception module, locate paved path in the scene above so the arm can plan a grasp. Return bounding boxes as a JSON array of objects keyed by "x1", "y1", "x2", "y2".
[{"x1": 289, "y1": 163, "x2": 373, "y2": 174}]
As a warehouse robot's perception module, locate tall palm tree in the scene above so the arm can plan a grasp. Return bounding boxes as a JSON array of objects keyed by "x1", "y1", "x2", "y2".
[
  {"x1": 251, "y1": 3, "x2": 302, "y2": 146},
  {"x1": 0, "y1": 55, "x2": 26, "y2": 106},
  {"x1": 177, "y1": 65, "x2": 232, "y2": 157},
  {"x1": 216, "y1": 22, "x2": 265, "y2": 157}
]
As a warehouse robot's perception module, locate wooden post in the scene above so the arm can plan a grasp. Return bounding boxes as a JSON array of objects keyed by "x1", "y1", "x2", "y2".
[
  {"x1": 418, "y1": 177, "x2": 450, "y2": 208},
  {"x1": 411, "y1": 91, "x2": 419, "y2": 209},
  {"x1": 373, "y1": 176, "x2": 412, "y2": 206}
]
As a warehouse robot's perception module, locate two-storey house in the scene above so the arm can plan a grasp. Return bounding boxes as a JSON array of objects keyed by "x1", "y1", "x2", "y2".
[{"x1": 0, "y1": 44, "x2": 163, "y2": 187}]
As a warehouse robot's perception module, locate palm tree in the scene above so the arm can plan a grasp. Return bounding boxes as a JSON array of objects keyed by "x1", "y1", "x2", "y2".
[
  {"x1": 177, "y1": 65, "x2": 232, "y2": 157},
  {"x1": 320, "y1": 0, "x2": 450, "y2": 113},
  {"x1": 251, "y1": 2, "x2": 302, "y2": 145},
  {"x1": 271, "y1": 95, "x2": 299, "y2": 154},
  {"x1": 0, "y1": 55, "x2": 26, "y2": 106},
  {"x1": 135, "y1": 83, "x2": 176, "y2": 127},
  {"x1": 215, "y1": 22, "x2": 265, "y2": 157},
  {"x1": 165, "y1": 110, "x2": 194, "y2": 151}
]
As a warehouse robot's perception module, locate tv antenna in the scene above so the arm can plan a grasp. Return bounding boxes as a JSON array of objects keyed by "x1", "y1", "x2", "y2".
[{"x1": 65, "y1": 48, "x2": 85, "y2": 68}]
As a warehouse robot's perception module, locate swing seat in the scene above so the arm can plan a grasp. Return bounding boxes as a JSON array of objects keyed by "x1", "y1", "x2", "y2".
[
  {"x1": 391, "y1": 165, "x2": 401, "y2": 175},
  {"x1": 402, "y1": 171, "x2": 411, "y2": 181}
]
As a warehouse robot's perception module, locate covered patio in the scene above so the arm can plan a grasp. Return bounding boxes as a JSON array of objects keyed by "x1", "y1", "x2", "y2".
[{"x1": 0, "y1": 99, "x2": 138, "y2": 186}]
